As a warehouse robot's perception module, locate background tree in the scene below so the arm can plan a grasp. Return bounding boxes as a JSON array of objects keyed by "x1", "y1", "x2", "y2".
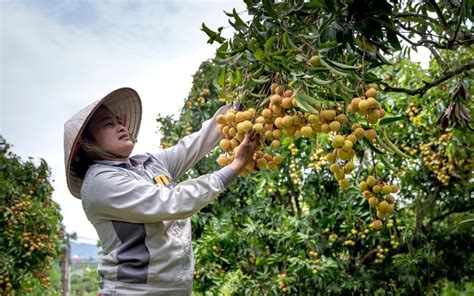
[
  {"x1": 0, "y1": 136, "x2": 65, "y2": 295},
  {"x1": 157, "y1": 0, "x2": 473, "y2": 294}
]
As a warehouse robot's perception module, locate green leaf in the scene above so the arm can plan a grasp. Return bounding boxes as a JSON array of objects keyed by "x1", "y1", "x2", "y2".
[
  {"x1": 387, "y1": 30, "x2": 401, "y2": 50},
  {"x1": 219, "y1": 65, "x2": 227, "y2": 88},
  {"x1": 320, "y1": 59, "x2": 347, "y2": 76},
  {"x1": 236, "y1": 69, "x2": 243, "y2": 84},
  {"x1": 283, "y1": 31, "x2": 297, "y2": 49},
  {"x1": 325, "y1": 59, "x2": 360, "y2": 70},
  {"x1": 264, "y1": 36, "x2": 278, "y2": 56},
  {"x1": 362, "y1": 137, "x2": 384, "y2": 155},
  {"x1": 201, "y1": 23, "x2": 225, "y2": 44},
  {"x1": 263, "y1": 0, "x2": 278, "y2": 18},
  {"x1": 251, "y1": 77, "x2": 270, "y2": 84},
  {"x1": 295, "y1": 92, "x2": 318, "y2": 113},
  {"x1": 254, "y1": 48, "x2": 264, "y2": 61},
  {"x1": 319, "y1": 41, "x2": 338, "y2": 49},
  {"x1": 231, "y1": 8, "x2": 248, "y2": 29},
  {"x1": 379, "y1": 116, "x2": 407, "y2": 126}
]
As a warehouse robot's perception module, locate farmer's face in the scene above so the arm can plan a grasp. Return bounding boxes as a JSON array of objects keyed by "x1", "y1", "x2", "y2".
[{"x1": 88, "y1": 107, "x2": 134, "y2": 158}]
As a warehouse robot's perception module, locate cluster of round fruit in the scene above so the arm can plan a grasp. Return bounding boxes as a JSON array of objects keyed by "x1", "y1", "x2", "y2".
[
  {"x1": 374, "y1": 244, "x2": 391, "y2": 264},
  {"x1": 406, "y1": 102, "x2": 420, "y2": 121},
  {"x1": 359, "y1": 176, "x2": 398, "y2": 229},
  {"x1": 309, "y1": 148, "x2": 326, "y2": 172},
  {"x1": 215, "y1": 83, "x2": 312, "y2": 175},
  {"x1": 277, "y1": 272, "x2": 289, "y2": 292},
  {"x1": 347, "y1": 87, "x2": 385, "y2": 124},
  {"x1": 325, "y1": 122, "x2": 370, "y2": 188},
  {"x1": 420, "y1": 142, "x2": 453, "y2": 186}
]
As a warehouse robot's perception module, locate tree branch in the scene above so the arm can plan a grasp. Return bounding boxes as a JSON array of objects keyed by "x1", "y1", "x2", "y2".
[
  {"x1": 428, "y1": 204, "x2": 474, "y2": 227},
  {"x1": 415, "y1": 182, "x2": 441, "y2": 236},
  {"x1": 381, "y1": 60, "x2": 474, "y2": 95},
  {"x1": 394, "y1": 12, "x2": 438, "y2": 24},
  {"x1": 427, "y1": 0, "x2": 455, "y2": 38}
]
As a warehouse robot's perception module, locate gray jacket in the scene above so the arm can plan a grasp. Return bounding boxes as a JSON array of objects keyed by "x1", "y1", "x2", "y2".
[{"x1": 81, "y1": 107, "x2": 236, "y2": 295}]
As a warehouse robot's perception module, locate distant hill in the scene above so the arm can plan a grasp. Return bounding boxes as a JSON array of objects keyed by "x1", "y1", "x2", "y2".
[{"x1": 70, "y1": 240, "x2": 101, "y2": 259}]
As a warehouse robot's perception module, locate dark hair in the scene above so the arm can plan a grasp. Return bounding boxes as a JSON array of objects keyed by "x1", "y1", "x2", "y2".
[{"x1": 70, "y1": 105, "x2": 108, "y2": 178}]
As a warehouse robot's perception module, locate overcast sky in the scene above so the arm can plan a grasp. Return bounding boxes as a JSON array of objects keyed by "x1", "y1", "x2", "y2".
[{"x1": 1, "y1": 0, "x2": 246, "y2": 243}]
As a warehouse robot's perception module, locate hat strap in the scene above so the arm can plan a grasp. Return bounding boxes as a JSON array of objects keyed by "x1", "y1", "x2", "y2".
[{"x1": 80, "y1": 141, "x2": 129, "y2": 161}]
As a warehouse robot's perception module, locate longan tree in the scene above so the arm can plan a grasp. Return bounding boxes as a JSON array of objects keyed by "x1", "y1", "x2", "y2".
[
  {"x1": 156, "y1": 0, "x2": 473, "y2": 294},
  {"x1": 0, "y1": 137, "x2": 65, "y2": 294}
]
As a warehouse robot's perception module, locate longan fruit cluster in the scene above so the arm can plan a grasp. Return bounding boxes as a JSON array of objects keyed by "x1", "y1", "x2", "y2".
[
  {"x1": 406, "y1": 102, "x2": 420, "y2": 121},
  {"x1": 359, "y1": 176, "x2": 398, "y2": 229},
  {"x1": 348, "y1": 87, "x2": 385, "y2": 124}
]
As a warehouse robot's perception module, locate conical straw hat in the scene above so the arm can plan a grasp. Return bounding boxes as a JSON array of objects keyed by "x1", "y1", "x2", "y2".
[{"x1": 64, "y1": 87, "x2": 142, "y2": 198}]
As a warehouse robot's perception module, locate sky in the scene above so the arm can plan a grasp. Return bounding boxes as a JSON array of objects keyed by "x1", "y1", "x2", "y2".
[{"x1": 1, "y1": 0, "x2": 246, "y2": 243}]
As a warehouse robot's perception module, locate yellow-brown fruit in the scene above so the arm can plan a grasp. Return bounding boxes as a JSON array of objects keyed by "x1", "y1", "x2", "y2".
[
  {"x1": 342, "y1": 140, "x2": 353, "y2": 151},
  {"x1": 371, "y1": 220, "x2": 383, "y2": 230},
  {"x1": 283, "y1": 89, "x2": 293, "y2": 97},
  {"x1": 351, "y1": 97, "x2": 362, "y2": 108},
  {"x1": 272, "y1": 104, "x2": 283, "y2": 115},
  {"x1": 332, "y1": 135, "x2": 345, "y2": 148},
  {"x1": 347, "y1": 134, "x2": 358, "y2": 144},
  {"x1": 359, "y1": 181, "x2": 369, "y2": 191},
  {"x1": 217, "y1": 155, "x2": 229, "y2": 167},
  {"x1": 301, "y1": 126, "x2": 314, "y2": 137},
  {"x1": 354, "y1": 127, "x2": 365, "y2": 138},
  {"x1": 382, "y1": 184, "x2": 392, "y2": 194},
  {"x1": 358, "y1": 100, "x2": 370, "y2": 112},
  {"x1": 272, "y1": 129, "x2": 282, "y2": 139},
  {"x1": 334, "y1": 170, "x2": 345, "y2": 180},
  {"x1": 337, "y1": 148, "x2": 351, "y2": 160},
  {"x1": 264, "y1": 130, "x2": 273, "y2": 140},
  {"x1": 364, "y1": 129, "x2": 376, "y2": 141},
  {"x1": 230, "y1": 138, "x2": 239, "y2": 148},
  {"x1": 274, "y1": 117, "x2": 284, "y2": 129},
  {"x1": 256, "y1": 116, "x2": 266, "y2": 124},
  {"x1": 368, "y1": 197, "x2": 379, "y2": 207},
  {"x1": 336, "y1": 114, "x2": 348, "y2": 124},
  {"x1": 270, "y1": 83, "x2": 280, "y2": 94},
  {"x1": 285, "y1": 125, "x2": 297, "y2": 136},
  {"x1": 390, "y1": 184, "x2": 399, "y2": 193},
  {"x1": 235, "y1": 112, "x2": 246, "y2": 123},
  {"x1": 339, "y1": 178, "x2": 349, "y2": 189},
  {"x1": 274, "y1": 85, "x2": 284, "y2": 95},
  {"x1": 351, "y1": 123, "x2": 362, "y2": 131},
  {"x1": 281, "y1": 97, "x2": 293, "y2": 109},
  {"x1": 329, "y1": 120, "x2": 341, "y2": 131},
  {"x1": 226, "y1": 113, "x2": 236, "y2": 124},
  {"x1": 273, "y1": 153, "x2": 283, "y2": 164},
  {"x1": 270, "y1": 94, "x2": 282, "y2": 105},
  {"x1": 307, "y1": 114, "x2": 319, "y2": 124},
  {"x1": 363, "y1": 190, "x2": 372, "y2": 199},
  {"x1": 372, "y1": 184, "x2": 382, "y2": 193},
  {"x1": 365, "y1": 87, "x2": 377, "y2": 98},
  {"x1": 294, "y1": 130, "x2": 302, "y2": 138},
  {"x1": 253, "y1": 123, "x2": 264, "y2": 133},
  {"x1": 348, "y1": 103, "x2": 357, "y2": 114},
  {"x1": 330, "y1": 163, "x2": 340, "y2": 173},
  {"x1": 262, "y1": 108, "x2": 272, "y2": 119},
  {"x1": 235, "y1": 132, "x2": 245, "y2": 142},
  {"x1": 385, "y1": 194, "x2": 395, "y2": 204},
  {"x1": 282, "y1": 115, "x2": 293, "y2": 127},
  {"x1": 271, "y1": 140, "x2": 281, "y2": 149},
  {"x1": 379, "y1": 109, "x2": 386, "y2": 118},
  {"x1": 222, "y1": 126, "x2": 230, "y2": 138},
  {"x1": 326, "y1": 153, "x2": 336, "y2": 164},
  {"x1": 377, "y1": 200, "x2": 390, "y2": 212},
  {"x1": 367, "y1": 175, "x2": 377, "y2": 187},
  {"x1": 367, "y1": 97, "x2": 379, "y2": 109},
  {"x1": 309, "y1": 55, "x2": 322, "y2": 66},
  {"x1": 220, "y1": 139, "x2": 231, "y2": 151},
  {"x1": 325, "y1": 109, "x2": 337, "y2": 121},
  {"x1": 344, "y1": 162, "x2": 355, "y2": 173},
  {"x1": 228, "y1": 127, "x2": 237, "y2": 137},
  {"x1": 244, "y1": 110, "x2": 253, "y2": 120},
  {"x1": 367, "y1": 110, "x2": 380, "y2": 124},
  {"x1": 321, "y1": 124, "x2": 331, "y2": 133},
  {"x1": 256, "y1": 158, "x2": 267, "y2": 170},
  {"x1": 216, "y1": 114, "x2": 226, "y2": 124}
]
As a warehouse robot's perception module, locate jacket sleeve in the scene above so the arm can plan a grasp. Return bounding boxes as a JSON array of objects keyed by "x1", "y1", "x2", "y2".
[
  {"x1": 155, "y1": 105, "x2": 231, "y2": 180},
  {"x1": 81, "y1": 165, "x2": 237, "y2": 224}
]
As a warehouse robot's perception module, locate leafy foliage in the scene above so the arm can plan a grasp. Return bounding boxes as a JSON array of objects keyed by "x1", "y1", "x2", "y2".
[
  {"x1": 156, "y1": 0, "x2": 473, "y2": 294},
  {"x1": 0, "y1": 137, "x2": 65, "y2": 294}
]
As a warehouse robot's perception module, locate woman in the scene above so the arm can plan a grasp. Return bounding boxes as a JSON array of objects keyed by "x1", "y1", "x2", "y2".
[{"x1": 63, "y1": 87, "x2": 259, "y2": 295}]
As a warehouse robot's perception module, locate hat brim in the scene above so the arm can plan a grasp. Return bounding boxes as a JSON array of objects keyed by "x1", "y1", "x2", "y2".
[{"x1": 64, "y1": 87, "x2": 142, "y2": 199}]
